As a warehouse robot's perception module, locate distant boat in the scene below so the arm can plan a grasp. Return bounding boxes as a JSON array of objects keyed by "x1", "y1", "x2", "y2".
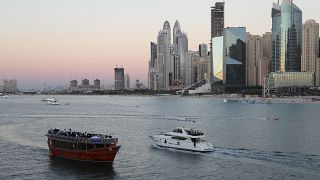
[
  {"x1": 46, "y1": 98, "x2": 60, "y2": 105},
  {"x1": 223, "y1": 98, "x2": 228, "y2": 103},
  {"x1": 42, "y1": 98, "x2": 55, "y2": 102},
  {"x1": 0, "y1": 93, "x2": 9, "y2": 98}
]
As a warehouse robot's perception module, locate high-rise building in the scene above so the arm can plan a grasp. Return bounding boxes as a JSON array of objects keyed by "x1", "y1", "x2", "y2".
[
  {"x1": 302, "y1": 19, "x2": 319, "y2": 85},
  {"x1": 135, "y1": 80, "x2": 143, "y2": 90},
  {"x1": 82, "y1": 79, "x2": 89, "y2": 86},
  {"x1": 271, "y1": 2, "x2": 281, "y2": 72},
  {"x1": 114, "y1": 67, "x2": 124, "y2": 90},
  {"x1": 70, "y1": 80, "x2": 78, "y2": 88},
  {"x1": 2, "y1": 79, "x2": 17, "y2": 94},
  {"x1": 69, "y1": 80, "x2": 78, "y2": 91},
  {"x1": 150, "y1": 42, "x2": 157, "y2": 70},
  {"x1": 246, "y1": 33, "x2": 262, "y2": 86},
  {"x1": 262, "y1": 32, "x2": 273, "y2": 73},
  {"x1": 258, "y1": 57, "x2": 270, "y2": 86},
  {"x1": 262, "y1": 32, "x2": 272, "y2": 59},
  {"x1": 173, "y1": 20, "x2": 182, "y2": 49},
  {"x1": 199, "y1": 44, "x2": 208, "y2": 58},
  {"x1": 70, "y1": 79, "x2": 101, "y2": 92},
  {"x1": 172, "y1": 53, "x2": 180, "y2": 81},
  {"x1": 124, "y1": 73, "x2": 130, "y2": 90},
  {"x1": 211, "y1": 2, "x2": 225, "y2": 79},
  {"x1": 271, "y1": 0, "x2": 302, "y2": 72},
  {"x1": 212, "y1": 36, "x2": 224, "y2": 84},
  {"x1": 185, "y1": 51, "x2": 196, "y2": 86},
  {"x1": 224, "y1": 27, "x2": 246, "y2": 85},
  {"x1": 177, "y1": 33, "x2": 188, "y2": 84},
  {"x1": 211, "y1": 2, "x2": 225, "y2": 39},
  {"x1": 157, "y1": 21, "x2": 172, "y2": 90},
  {"x1": 94, "y1": 79, "x2": 100, "y2": 90},
  {"x1": 148, "y1": 42, "x2": 157, "y2": 90},
  {"x1": 197, "y1": 57, "x2": 211, "y2": 82}
]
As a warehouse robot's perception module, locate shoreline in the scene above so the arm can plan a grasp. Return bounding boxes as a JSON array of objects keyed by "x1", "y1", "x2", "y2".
[{"x1": 3, "y1": 93, "x2": 320, "y2": 104}]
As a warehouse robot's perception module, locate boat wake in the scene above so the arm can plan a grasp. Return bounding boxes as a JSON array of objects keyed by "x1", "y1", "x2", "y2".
[
  {"x1": 151, "y1": 144, "x2": 320, "y2": 172},
  {"x1": 214, "y1": 147, "x2": 320, "y2": 172},
  {"x1": 0, "y1": 124, "x2": 48, "y2": 149}
]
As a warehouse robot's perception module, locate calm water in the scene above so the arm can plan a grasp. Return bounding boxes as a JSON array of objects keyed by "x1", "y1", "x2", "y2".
[{"x1": 0, "y1": 95, "x2": 320, "y2": 179}]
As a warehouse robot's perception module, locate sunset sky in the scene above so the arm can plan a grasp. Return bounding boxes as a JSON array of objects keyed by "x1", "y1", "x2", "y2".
[{"x1": 0, "y1": 0, "x2": 319, "y2": 89}]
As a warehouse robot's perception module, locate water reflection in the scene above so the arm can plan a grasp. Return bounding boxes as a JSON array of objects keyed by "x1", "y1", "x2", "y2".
[{"x1": 49, "y1": 157, "x2": 116, "y2": 178}]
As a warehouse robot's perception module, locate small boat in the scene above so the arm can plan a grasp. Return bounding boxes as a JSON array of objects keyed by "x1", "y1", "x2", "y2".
[
  {"x1": 150, "y1": 127, "x2": 214, "y2": 152},
  {"x1": 46, "y1": 98, "x2": 60, "y2": 105},
  {"x1": 0, "y1": 94, "x2": 9, "y2": 98},
  {"x1": 46, "y1": 129, "x2": 121, "y2": 163},
  {"x1": 223, "y1": 98, "x2": 228, "y2": 103}
]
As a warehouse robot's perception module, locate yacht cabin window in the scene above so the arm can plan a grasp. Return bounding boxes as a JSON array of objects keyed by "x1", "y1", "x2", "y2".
[{"x1": 173, "y1": 129, "x2": 182, "y2": 133}]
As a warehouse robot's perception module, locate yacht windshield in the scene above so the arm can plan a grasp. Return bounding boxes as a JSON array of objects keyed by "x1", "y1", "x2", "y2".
[
  {"x1": 185, "y1": 129, "x2": 203, "y2": 136},
  {"x1": 173, "y1": 129, "x2": 183, "y2": 133}
]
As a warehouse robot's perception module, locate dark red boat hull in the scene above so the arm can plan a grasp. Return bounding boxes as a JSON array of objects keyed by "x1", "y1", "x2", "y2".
[{"x1": 49, "y1": 145, "x2": 120, "y2": 163}]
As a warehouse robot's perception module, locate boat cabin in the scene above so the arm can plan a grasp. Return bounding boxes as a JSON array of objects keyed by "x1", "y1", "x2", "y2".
[{"x1": 170, "y1": 127, "x2": 204, "y2": 138}]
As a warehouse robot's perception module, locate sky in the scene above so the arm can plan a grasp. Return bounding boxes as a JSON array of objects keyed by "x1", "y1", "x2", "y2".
[{"x1": 0, "y1": 0, "x2": 319, "y2": 90}]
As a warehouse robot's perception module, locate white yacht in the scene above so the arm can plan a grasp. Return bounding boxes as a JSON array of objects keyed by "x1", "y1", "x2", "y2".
[
  {"x1": 46, "y1": 98, "x2": 60, "y2": 105},
  {"x1": 150, "y1": 127, "x2": 214, "y2": 152}
]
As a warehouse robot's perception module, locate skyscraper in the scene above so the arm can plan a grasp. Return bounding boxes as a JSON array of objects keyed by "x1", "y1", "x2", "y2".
[
  {"x1": 224, "y1": 27, "x2": 246, "y2": 85},
  {"x1": 271, "y1": 0, "x2": 302, "y2": 72},
  {"x1": 246, "y1": 33, "x2": 262, "y2": 86},
  {"x1": 173, "y1": 20, "x2": 181, "y2": 49},
  {"x1": 272, "y1": 2, "x2": 281, "y2": 72},
  {"x1": 302, "y1": 19, "x2": 319, "y2": 85},
  {"x1": 124, "y1": 74, "x2": 130, "y2": 90},
  {"x1": 177, "y1": 32, "x2": 188, "y2": 84},
  {"x1": 2, "y1": 79, "x2": 17, "y2": 94},
  {"x1": 199, "y1": 44, "x2": 208, "y2": 58},
  {"x1": 211, "y1": 2, "x2": 225, "y2": 38},
  {"x1": 157, "y1": 21, "x2": 172, "y2": 90},
  {"x1": 185, "y1": 51, "x2": 196, "y2": 86},
  {"x1": 211, "y1": 2, "x2": 225, "y2": 79},
  {"x1": 262, "y1": 32, "x2": 272, "y2": 59},
  {"x1": 114, "y1": 67, "x2": 124, "y2": 90},
  {"x1": 148, "y1": 42, "x2": 158, "y2": 90},
  {"x1": 212, "y1": 36, "x2": 224, "y2": 83}
]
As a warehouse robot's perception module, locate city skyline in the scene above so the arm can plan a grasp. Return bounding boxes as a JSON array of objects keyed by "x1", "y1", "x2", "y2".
[{"x1": 1, "y1": 0, "x2": 319, "y2": 89}]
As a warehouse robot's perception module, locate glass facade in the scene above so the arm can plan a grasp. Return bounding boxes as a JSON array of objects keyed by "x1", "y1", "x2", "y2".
[
  {"x1": 212, "y1": 36, "x2": 224, "y2": 83},
  {"x1": 272, "y1": 0, "x2": 302, "y2": 72},
  {"x1": 282, "y1": 0, "x2": 302, "y2": 72},
  {"x1": 223, "y1": 27, "x2": 246, "y2": 85},
  {"x1": 272, "y1": 3, "x2": 281, "y2": 72}
]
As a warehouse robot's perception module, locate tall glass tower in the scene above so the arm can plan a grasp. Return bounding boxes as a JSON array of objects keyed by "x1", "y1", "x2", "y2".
[
  {"x1": 272, "y1": 0, "x2": 302, "y2": 72},
  {"x1": 211, "y1": 2, "x2": 225, "y2": 79},
  {"x1": 223, "y1": 27, "x2": 247, "y2": 85}
]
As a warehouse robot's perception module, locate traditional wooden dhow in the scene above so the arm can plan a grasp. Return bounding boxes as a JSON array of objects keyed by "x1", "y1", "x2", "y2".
[{"x1": 46, "y1": 129, "x2": 120, "y2": 163}]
